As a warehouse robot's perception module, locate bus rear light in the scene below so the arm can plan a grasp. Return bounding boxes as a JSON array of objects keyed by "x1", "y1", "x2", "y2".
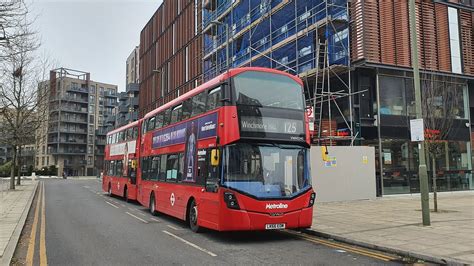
[
  {"x1": 308, "y1": 192, "x2": 316, "y2": 207},
  {"x1": 224, "y1": 192, "x2": 240, "y2": 210}
]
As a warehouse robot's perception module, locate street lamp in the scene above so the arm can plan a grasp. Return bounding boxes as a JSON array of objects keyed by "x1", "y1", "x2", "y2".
[
  {"x1": 409, "y1": 0, "x2": 430, "y2": 226},
  {"x1": 210, "y1": 20, "x2": 230, "y2": 71}
]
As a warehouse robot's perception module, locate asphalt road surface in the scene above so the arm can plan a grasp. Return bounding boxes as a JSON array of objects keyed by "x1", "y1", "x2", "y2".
[{"x1": 12, "y1": 179, "x2": 411, "y2": 265}]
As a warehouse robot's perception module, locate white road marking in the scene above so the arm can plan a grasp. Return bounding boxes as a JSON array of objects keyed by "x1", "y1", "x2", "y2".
[
  {"x1": 162, "y1": 230, "x2": 217, "y2": 257},
  {"x1": 121, "y1": 204, "x2": 126, "y2": 207},
  {"x1": 166, "y1": 224, "x2": 181, "y2": 231},
  {"x1": 126, "y1": 212, "x2": 149, "y2": 223},
  {"x1": 83, "y1": 186, "x2": 90, "y2": 189},
  {"x1": 105, "y1": 201, "x2": 119, "y2": 208},
  {"x1": 137, "y1": 212, "x2": 146, "y2": 217},
  {"x1": 151, "y1": 218, "x2": 161, "y2": 222}
]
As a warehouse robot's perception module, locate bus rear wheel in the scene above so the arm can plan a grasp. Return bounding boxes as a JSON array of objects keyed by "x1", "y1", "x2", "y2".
[
  {"x1": 149, "y1": 194, "x2": 157, "y2": 216},
  {"x1": 188, "y1": 200, "x2": 201, "y2": 233},
  {"x1": 123, "y1": 187, "x2": 128, "y2": 202}
]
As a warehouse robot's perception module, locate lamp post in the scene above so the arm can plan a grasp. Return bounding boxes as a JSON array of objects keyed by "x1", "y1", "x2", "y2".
[
  {"x1": 210, "y1": 20, "x2": 230, "y2": 71},
  {"x1": 409, "y1": 0, "x2": 430, "y2": 226}
]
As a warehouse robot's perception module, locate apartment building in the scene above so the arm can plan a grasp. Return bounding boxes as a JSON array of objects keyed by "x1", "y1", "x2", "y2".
[
  {"x1": 117, "y1": 47, "x2": 141, "y2": 127},
  {"x1": 138, "y1": 0, "x2": 203, "y2": 117},
  {"x1": 36, "y1": 68, "x2": 118, "y2": 176}
]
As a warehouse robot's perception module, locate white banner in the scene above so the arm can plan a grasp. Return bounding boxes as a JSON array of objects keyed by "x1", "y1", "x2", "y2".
[{"x1": 110, "y1": 140, "x2": 137, "y2": 156}]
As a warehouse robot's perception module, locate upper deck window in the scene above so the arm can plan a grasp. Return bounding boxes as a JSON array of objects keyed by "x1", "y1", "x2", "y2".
[{"x1": 233, "y1": 71, "x2": 304, "y2": 110}]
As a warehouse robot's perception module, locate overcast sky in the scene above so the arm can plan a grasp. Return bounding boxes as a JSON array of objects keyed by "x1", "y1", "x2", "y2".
[{"x1": 30, "y1": 0, "x2": 162, "y2": 91}]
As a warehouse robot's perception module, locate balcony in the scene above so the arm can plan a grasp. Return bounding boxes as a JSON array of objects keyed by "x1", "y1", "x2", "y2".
[
  {"x1": 104, "y1": 101, "x2": 117, "y2": 107},
  {"x1": 104, "y1": 91, "x2": 117, "y2": 98},
  {"x1": 67, "y1": 86, "x2": 89, "y2": 94},
  {"x1": 49, "y1": 127, "x2": 87, "y2": 134},
  {"x1": 64, "y1": 160, "x2": 87, "y2": 166},
  {"x1": 126, "y1": 83, "x2": 139, "y2": 93},
  {"x1": 49, "y1": 148, "x2": 87, "y2": 155},
  {"x1": 126, "y1": 97, "x2": 139, "y2": 107},
  {"x1": 105, "y1": 115, "x2": 116, "y2": 124},
  {"x1": 96, "y1": 128, "x2": 108, "y2": 136},
  {"x1": 50, "y1": 96, "x2": 89, "y2": 104},
  {"x1": 118, "y1": 105, "x2": 128, "y2": 113},
  {"x1": 95, "y1": 139, "x2": 106, "y2": 146},
  {"x1": 60, "y1": 116, "x2": 88, "y2": 124},
  {"x1": 49, "y1": 104, "x2": 88, "y2": 114},
  {"x1": 48, "y1": 138, "x2": 87, "y2": 144},
  {"x1": 125, "y1": 112, "x2": 138, "y2": 122}
]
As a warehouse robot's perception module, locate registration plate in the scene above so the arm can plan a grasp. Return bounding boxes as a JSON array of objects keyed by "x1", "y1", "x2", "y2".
[{"x1": 265, "y1": 223, "x2": 286, "y2": 230}]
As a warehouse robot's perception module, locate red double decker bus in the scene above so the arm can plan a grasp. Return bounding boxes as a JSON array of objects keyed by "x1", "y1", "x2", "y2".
[
  {"x1": 102, "y1": 120, "x2": 141, "y2": 201},
  {"x1": 136, "y1": 67, "x2": 315, "y2": 232}
]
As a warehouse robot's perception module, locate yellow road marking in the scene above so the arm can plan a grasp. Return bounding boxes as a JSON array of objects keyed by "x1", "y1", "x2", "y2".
[
  {"x1": 283, "y1": 231, "x2": 397, "y2": 262},
  {"x1": 40, "y1": 182, "x2": 48, "y2": 265},
  {"x1": 26, "y1": 182, "x2": 42, "y2": 266}
]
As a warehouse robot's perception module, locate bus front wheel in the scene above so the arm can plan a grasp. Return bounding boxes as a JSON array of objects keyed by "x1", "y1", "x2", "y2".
[
  {"x1": 188, "y1": 200, "x2": 201, "y2": 233},
  {"x1": 123, "y1": 186, "x2": 128, "y2": 202}
]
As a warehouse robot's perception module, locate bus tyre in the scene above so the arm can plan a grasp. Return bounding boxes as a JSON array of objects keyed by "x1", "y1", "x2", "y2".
[
  {"x1": 149, "y1": 194, "x2": 157, "y2": 216},
  {"x1": 123, "y1": 187, "x2": 128, "y2": 202},
  {"x1": 188, "y1": 200, "x2": 201, "y2": 233}
]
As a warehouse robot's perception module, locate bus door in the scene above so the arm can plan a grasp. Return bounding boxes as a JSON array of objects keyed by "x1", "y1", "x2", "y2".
[{"x1": 198, "y1": 149, "x2": 220, "y2": 227}]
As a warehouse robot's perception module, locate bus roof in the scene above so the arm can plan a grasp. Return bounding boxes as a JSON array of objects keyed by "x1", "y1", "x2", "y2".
[
  {"x1": 107, "y1": 120, "x2": 140, "y2": 136},
  {"x1": 143, "y1": 67, "x2": 303, "y2": 119}
]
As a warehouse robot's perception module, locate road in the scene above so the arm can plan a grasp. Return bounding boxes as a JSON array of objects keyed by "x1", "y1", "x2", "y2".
[{"x1": 12, "y1": 179, "x2": 408, "y2": 265}]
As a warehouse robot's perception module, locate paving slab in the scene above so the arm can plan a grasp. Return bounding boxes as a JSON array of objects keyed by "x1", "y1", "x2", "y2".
[
  {"x1": 308, "y1": 191, "x2": 474, "y2": 265},
  {"x1": 0, "y1": 180, "x2": 38, "y2": 265}
]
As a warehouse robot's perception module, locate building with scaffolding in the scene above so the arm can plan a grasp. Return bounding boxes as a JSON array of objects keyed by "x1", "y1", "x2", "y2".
[
  {"x1": 201, "y1": 0, "x2": 474, "y2": 195},
  {"x1": 36, "y1": 68, "x2": 118, "y2": 176},
  {"x1": 202, "y1": 0, "x2": 352, "y2": 143}
]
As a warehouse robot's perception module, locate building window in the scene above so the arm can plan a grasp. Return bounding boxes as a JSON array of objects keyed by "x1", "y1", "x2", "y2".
[
  {"x1": 185, "y1": 46, "x2": 189, "y2": 82},
  {"x1": 194, "y1": 0, "x2": 198, "y2": 36},
  {"x1": 448, "y1": 7, "x2": 462, "y2": 74},
  {"x1": 46, "y1": 157, "x2": 49, "y2": 166},
  {"x1": 173, "y1": 23, "x2": 176, "y2": 54}
]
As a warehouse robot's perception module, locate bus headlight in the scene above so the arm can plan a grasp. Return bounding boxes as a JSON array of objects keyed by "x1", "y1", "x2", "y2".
[
  {"x1": 308, "y1": 192, "x2": 316, "y2": 207},
  {"x1": 224, "y1": 192, "x2": 240, "y2": 210}
]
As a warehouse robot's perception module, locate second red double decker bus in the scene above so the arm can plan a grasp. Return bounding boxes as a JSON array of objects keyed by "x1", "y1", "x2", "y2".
[
  {"x1": 103, "y1": 120, "x2": 141, "y2": 201},
  {"x1": 136, "y1": 67, "x2": 315, "y2": 232}
]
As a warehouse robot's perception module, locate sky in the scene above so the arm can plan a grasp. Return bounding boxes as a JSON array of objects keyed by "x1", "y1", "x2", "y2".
[{"x1": 30, "y1": 0, "x2": 162, "y2": 91}]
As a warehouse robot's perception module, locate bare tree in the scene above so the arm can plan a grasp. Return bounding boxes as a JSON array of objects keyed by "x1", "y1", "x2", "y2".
[
  {"x1": 0, "y1": 23, "x2": 52, "y2": 189},
  {"x1": 421, "y1": 74, "x2": 462, "y2": 212},
  {"x1": 0, "y1": 1, "x2": 33, "y2": 58}
]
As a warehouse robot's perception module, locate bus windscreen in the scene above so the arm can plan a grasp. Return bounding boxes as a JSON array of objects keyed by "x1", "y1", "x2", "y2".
[{"x1": 233, "y1": 71, "x2": 304, "y2": 110}]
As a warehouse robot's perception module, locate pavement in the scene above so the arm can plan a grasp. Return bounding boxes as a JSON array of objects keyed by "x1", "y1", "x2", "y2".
[
  {"x1": 309, "y1": 191, "x2": 474, "y2": 265},
  {"x1": 0, "y1": 179, "x2": 38, "y2": 265}
]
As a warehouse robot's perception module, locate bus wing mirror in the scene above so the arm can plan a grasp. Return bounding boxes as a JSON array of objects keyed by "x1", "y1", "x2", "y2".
[
  {"x1": 131, "y1": 159, "x2": 137, "y2": 169},
  {"x1": 211, "y1": 149, "x2": 220, "y2": 167}
]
